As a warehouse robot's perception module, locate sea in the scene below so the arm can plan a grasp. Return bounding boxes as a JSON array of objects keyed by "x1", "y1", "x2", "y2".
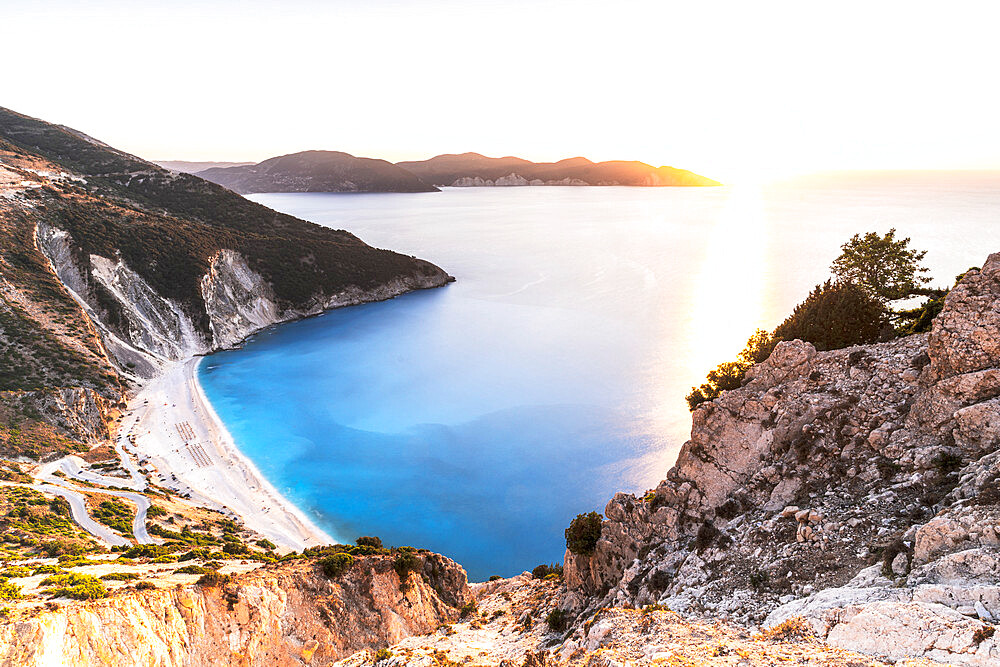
[{"x1": 197, "y1": 172, "x2": 998, "y2": 580}]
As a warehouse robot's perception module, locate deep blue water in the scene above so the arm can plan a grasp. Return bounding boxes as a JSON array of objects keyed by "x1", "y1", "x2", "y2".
[{"x1": 198, "y1": 178, "x2": 998, "y2": 580}]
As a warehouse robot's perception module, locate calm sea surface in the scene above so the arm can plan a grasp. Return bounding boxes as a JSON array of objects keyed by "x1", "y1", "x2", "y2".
[{"x1": 198, "y1": 174, "x2": 998, "y2": 579}]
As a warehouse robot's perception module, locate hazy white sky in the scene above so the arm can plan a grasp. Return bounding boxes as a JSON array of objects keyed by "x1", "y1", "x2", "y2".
[{"x1": 4, "y1": 0, "x2": 1000, "y2": 181}]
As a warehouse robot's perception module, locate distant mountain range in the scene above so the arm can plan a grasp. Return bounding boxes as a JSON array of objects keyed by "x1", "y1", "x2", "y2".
[
  {"x1": 154, "y1": 160, "x2": 254, "y2": 173},
  {"x1": 191, "y1": 151, "x2": 719, "y2": 194},
  {"x1": 397, "y1": 152, "x2": 720, "y2": 188},
  {"x1": 195, "y1": 151, "x2": 439, "y2": 194}
]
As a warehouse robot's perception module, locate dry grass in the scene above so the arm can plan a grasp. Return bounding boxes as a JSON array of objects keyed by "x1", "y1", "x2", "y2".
[{"x1": 759, "y1": 617, "x2": 815, "y2": 642}]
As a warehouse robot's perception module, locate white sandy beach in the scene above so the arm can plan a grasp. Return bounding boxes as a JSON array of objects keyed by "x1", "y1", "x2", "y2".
[{"x1": 123, "y1": 357, "x2": 334, "y2": 551}]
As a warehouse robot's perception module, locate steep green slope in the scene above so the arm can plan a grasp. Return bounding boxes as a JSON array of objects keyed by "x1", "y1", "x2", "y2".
[
  {"x1": 0, "y1": 107, "x2": 450, "y2": 329},
  {"x1": 0, "y1": 107, "x2": 450, "y2": 458}
]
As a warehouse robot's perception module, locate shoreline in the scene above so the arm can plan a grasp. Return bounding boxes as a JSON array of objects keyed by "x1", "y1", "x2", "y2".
[{"x1": 124, "y1": 356, "x2": 334, "y2": 551}]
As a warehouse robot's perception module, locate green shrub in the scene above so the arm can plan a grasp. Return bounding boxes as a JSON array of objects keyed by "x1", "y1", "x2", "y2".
[
  {"x1": 374, "y1": 648, "x2": 393, "y2": 662},
  {"x1": 255, "y1": 539, "x2": 276, "y2": 551},
  {"x1": 92, "y1": 498, "x2": 133, "y2": 535},
  {"x1": 123, "y1": 544, "x2": 171, "y2": 559},
  {"x1": 0, "y1": 566, "x2": 30, "y2": 578},
  {"x1": 40, "y1": 540, "x2": 87, "y2": 557},
  {"x1": 565, "y1": 512, "x2": 602, "y2": 556},
  {"x1": 0, "y1": 580, "x2": 22, "y2": 600},
  {"x1": 772, "y1": 280, "x2": 887, "y2": 352},
  {"x1": 135, "y1": 581, "x2": 156, "y2": 590},
  {"x1": 459, "y1": 600, "x2": 477, "y2": 617},
  {"x1": 319, "y1": 553, "x2": 354, "y2": 578},
  {"x1": 39, "y1": 572, "x2": 107, "y2": 600},
  {"x1": 894, "y1": 288, "x2": 947, "y2": 334},
  {"x1": 393, "y1": 551, "x2": 421, "y2": 579},
  {"x1": 196, "y1": 572, "x2": 231, "y2": 587},
  {"x1": 531, "y1": 563, "x2": 563, "y2": 579},
  {"x1": 174, "y1": 564, "x2": 213, "y2": 575},
  {"x1": 686, "y1": 329, "x2": 775, "y2": 410},
  {"x1": 488, "y1": 575, "x2": 503, "y2": 582},
  {"x1": 546, "y1": 608, "x2": 568, "y2": 632},
  {"x1": 355, "y1": 535, "x2": 383, "y2": 549},
  {"x1": 222, "y1": 542, "x2": 250, "y2": 556},
  {"x1": 100, "y1": 572, "x2": 138, "y2": 581}
]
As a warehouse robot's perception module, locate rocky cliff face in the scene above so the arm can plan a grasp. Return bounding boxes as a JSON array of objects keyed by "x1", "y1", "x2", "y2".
[
  {"x1": 39, "y1": 224, "x2": 452, "y2": 373},
  {"x1": 0, "y1": 555, "x2": 470, "y2": 667},
  {"x1": 562, "y1": 252, "x2": 1000, "y2": 665}
]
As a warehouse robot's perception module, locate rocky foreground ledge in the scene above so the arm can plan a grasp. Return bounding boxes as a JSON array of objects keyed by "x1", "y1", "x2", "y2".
[
  {"x1": 0, "y1": 553, "x2": 470, "y2": 665},
  {"x1": 559, "y1": 252, "x2": 1000, "y2": 665}
]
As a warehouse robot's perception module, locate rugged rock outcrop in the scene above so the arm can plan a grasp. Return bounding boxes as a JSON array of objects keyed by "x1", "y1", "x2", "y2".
[
  {"x1": 0, "y1": 555, "x2": 471, "y2": 667},
  {"x1": 561, "y1": 252, "x2": 1000, "y2": 665}
]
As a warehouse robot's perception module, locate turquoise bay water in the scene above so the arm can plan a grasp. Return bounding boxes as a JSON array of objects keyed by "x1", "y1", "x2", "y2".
[{"x1": 199, "y1": 175, "x2": 998, "y2": 580}]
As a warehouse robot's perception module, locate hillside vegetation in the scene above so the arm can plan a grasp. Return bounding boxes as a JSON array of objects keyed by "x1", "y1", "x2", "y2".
[{"x1": 0, "y1": 106, "x2": 448, "y2": 457}]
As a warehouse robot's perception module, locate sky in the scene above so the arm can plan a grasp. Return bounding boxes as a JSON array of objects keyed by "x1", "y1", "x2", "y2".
[{"x1": 4, "y1": 0, "x2": 1000, "y2": 182}]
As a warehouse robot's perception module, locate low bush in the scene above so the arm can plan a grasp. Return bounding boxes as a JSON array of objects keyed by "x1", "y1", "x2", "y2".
[
  {"x1": 760, "y1": 617, "x2": 813, "y2": 642},
  {"x1": 92, "y1": 498, "x2": 133, "y2": 535},
  {"x1": 355, "y1": 536, "x2": 383, "y2": 549},
  {"x1": 565, "y1": 512, "x2": 602, "y2": 556},
  {"x1": 100, "y1": 572, "x2": 138, "y2": 581},
  {"x1": 393, "y1": 551, "x2": 421, "y2": 580},
  {"x1": 123, "y1": 544, "x2": 171, "y2": 559},
  {"x1": 546, "y1": 609, "x2": 568, "y2": 632},
  {"x1": 772, "y1": 280, "x2": 887, "y2": 352},
  {"x1": 686, "y1": 329, "x2": 774, "y2": 410},
  {"x1": 0, "y1": 566, "x2": 30, "y2": 578},
  {"x1": 531, "y1": 563, "x2": 563, "y2": 579},
  {"x1": 174, "y1": 565, "x2": 213, "y2": 575},
  {"x1": 40, "y1": 572, "x2": 107, "y2": 600},
  {"x1": 222, "y1": 542, "x2": 250, "y2": 556},
  {"x1": 319, "y1": 553, "x2": 354, "y2": 578},
  {"x1": 196, "y1": 572, "x2": 231, "y2": 587},
  {"x1": 0, "y1": 580, "x2": 21, "y2": 600}
]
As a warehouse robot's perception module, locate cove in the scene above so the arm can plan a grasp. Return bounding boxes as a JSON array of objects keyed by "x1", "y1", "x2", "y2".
[{"x1": 199, "y1": 179, "x2": 998, "y2": 580}]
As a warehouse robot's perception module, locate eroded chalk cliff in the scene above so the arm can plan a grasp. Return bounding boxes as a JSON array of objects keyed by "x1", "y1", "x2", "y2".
[
  {"x1": 38, "y1": 222, "x2": 452, "y2": 375},
  {"x1": 0, "y1": 554, "x2": 470, "y2": 667}
]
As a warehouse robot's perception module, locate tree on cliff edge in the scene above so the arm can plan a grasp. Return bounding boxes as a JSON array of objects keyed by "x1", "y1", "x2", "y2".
[{"x1": 830, "y1": 228, "x2": 931, "y2": 303}]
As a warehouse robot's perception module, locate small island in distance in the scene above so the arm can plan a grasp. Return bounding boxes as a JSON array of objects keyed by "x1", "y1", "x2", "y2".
[{"x1": 174, "y1": 150, "x2": 720, "y2": 194}]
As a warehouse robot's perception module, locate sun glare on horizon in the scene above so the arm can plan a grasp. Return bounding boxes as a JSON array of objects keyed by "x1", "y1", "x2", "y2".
[{"x1": 5, "y1": 1, "x2": 1000, "y2": 176}]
